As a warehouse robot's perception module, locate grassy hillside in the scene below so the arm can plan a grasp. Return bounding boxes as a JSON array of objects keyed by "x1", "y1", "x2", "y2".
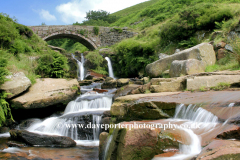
[
  {"x1": 0, "y1": 13, "x2": 70, "y2": 127},
  {"x1": 111, "y1": 0, "x2": 160, "y2": 17}
]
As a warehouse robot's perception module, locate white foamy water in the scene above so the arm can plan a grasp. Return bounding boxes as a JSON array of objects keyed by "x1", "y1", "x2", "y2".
[
  {"x1": 105, "y1": 57, "x2": 115, "y2": 79},
  {"x1": 72, "y1": 53, "x2": 85, "y2": 81},
  {"x1": 153, "y1": 103, "x2": 221, "y2": 160},
  {"x1": 27, "y1": 92, "x2": 113, "y2": 143}
]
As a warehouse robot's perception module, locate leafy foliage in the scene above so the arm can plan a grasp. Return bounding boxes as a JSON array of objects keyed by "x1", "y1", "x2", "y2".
[
  {"x1": 0, "y1": 58, "x2": 9, "y2": 85},
  {"x1": 0, "y1": 91, "x2": 13, "y2": 127},
  {"x1": 85, "y1": 51, "x2": 108, "y2": 75},
  {"x1": 0, "y1": 57, "x2": 13, "y2": 127},
  {"x1": 36, "y1": 52, "x2": 69, "y2": 78},
  {"x1": 93, "y1": 26, "x2": 100, "y2": 35},
  {"x1": 47, "y1": 38, "x2": 89, "y2": 53},
  {"x1": 112, "y1": 39, "x2": 157, "y2": 77}
]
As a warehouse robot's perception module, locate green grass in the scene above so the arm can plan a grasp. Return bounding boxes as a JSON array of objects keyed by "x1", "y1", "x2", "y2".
[
  {"x1": 210, "y1": 82, "x2": 231, "y2": 90},
  {"x1": 205, "y1": 62, "x2": 240, "y2": 72},
  {"x1": 111, "y1": 0, "x2": 160, "y2": 17}
]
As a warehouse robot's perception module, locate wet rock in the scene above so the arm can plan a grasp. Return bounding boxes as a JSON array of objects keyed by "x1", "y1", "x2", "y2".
[
  {"x1": 93, "y1": 88, "x2": 108, "y2": 93},
  {"x1": 79, "y1": 80, "x2": 92, "y2": 86},
  {"x1": 101, "y1": 117, "x2": 111, "y2": 132},
  {"x1": 99, "y1": 132, "x2": 109, "y2": 160},
  {"x1": 7, "y1": 141, "x2": 27, "y2": 147},
  {"x1": 105, "y1": 122, "x2": 184, "y2": 160},
  {"x1": 169, "y1": 59, "x2": 206, "y2": 77},
  {"x1": 113, "y1": 84, "x2": 141, "y2": 99},
  {"x1": 10, "y1": 129, "x2": 76, "y2": 147},
  {"x1": 187, "y1": 75, "x2": 240, "y2": 91},
  {"x1": 117, "y1": 78, "x2": 130, "y2": 87},
  {"x1": 93, "y1": 77, "x2": 105, "y2": 82},
  {"x1": 101, "y1": 79, "x2": 117, "y2": 89},
  {"x1": 0, "y1": 72, "x2": 31, "y2": 99},
  {"x1": 11, "y1": 78, "x2": 79, "y2": 109},
  {"x1": 146, "y1": 43, "x2": 216, "y2": 78},
  {"x1": 196, "y1": 140, "x2": 240, "y2": 160},
  {"x1": 102, "y1": 111, "x2": 111, "y2": 118},
  {"x1": 0, "y1": 127, "x2": 10, "y2": 133},
  {"x1": 217, "y1": 125, "x2": 240, "y2": 140},
  {"x1": 111, "y1": 93, "x2": 178, "y2": 122}
]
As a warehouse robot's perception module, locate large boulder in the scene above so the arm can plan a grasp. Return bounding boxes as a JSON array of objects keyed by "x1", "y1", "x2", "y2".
[
  {"x1": 146, "y1": 43, "x2": 216, "y2": 78},
  {"x1": 10, "y1": 129, "x2": 76, "y2": 147},
  {"x1": 187, "y1": 75, "x2": 240, "y2": 90},
  {"x1": 11, "y1": 78, "x2": 79, "y2": 109},
  {"x1": 169, "y1": 59, "x2": 206, "y2": 77},
  {"x1": 0, "y1": 72, "x2": 31, "y2": 99}
]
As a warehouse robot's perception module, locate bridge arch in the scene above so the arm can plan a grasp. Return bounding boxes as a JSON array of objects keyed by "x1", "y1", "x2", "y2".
[{"x1": 43, "y1": 32, "x2": 97, "y2": 51}]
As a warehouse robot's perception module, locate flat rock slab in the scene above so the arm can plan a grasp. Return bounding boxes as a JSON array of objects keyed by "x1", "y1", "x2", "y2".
[
  {"x1": 196, "y1": 140, "x2": 240, "y2": 160},
  {"x1": 11, "y1": 78, "x2": 79, "y2": 109},
  {"x1": 115, "y1": 91, "x2": 240, "y2": 104}
]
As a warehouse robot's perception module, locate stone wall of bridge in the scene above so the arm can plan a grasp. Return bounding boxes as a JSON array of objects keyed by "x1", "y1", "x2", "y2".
[{"x1": 28, "y1": 25, "x2": 137, "y2": 50}]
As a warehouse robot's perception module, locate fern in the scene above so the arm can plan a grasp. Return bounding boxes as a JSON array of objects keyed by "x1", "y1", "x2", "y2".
[{"x1": 0, "y1": 92, "x2": 13, "y2": 127}]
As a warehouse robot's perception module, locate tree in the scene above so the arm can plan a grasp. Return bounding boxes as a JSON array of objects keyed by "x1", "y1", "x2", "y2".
[
  {"x1": 84, "y1": 10, "x2": 118, "y2": 24},
  {"x1": 85, "y1": 10, "x2": 109, "y2": 21}
]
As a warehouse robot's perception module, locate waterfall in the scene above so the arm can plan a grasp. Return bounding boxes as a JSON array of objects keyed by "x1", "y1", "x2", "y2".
[
  {"x1": 105, "y1": 57, "x2": 115, "y2": 79},
  {"x1": 153, "y1": 104, "x2": 222, "y2": 160},
  {"x1": 27, "y1": 92, "x2": 113, "y2": 146},
  {"x1": 72, "y1": 53, "x2": 85, "y2": 81}
]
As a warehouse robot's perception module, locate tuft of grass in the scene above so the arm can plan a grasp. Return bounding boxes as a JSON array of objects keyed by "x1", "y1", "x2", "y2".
[
  {"x1": 210, "y1": 82, "x2": 230, "y2": 91},
  {"x1": 199, "y1": 86, "x2": 208, "y2": 92}
]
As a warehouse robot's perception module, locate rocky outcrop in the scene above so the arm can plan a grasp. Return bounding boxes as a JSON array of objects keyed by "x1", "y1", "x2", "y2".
[
  {"x1": 146, "y1": 43, "x2": 216, "y2": 78},
  {"x1": 0, "y1": 72, "x2": 31, "y2": 99},
  {"x1": 102, "y1": 78, "x2": 143, "y2": 89},
  {"x1": 187, "y1": 75, "x2": 240, "y2": 91},
  {"x1": 11, "y1": 78, "x2": 79, "y2": 109},
  {"x1": 196, "y1": 140, "x2": 240, "y2": 160},
  {"x1": 104, "y1": 121, "x2": 185, "y2": 160},
  {"x1": 111, "y1": 93, "x2": 179, "y2": 123},
  {"x1": 169, "y1": 59, "x2": 206, "y2": 77},
  {"x1": 10, "y1": 129, "x2": 76, "y2": 147},
  {"x1": 111, "y1": 91, "x2": 240, "y2": 123}
]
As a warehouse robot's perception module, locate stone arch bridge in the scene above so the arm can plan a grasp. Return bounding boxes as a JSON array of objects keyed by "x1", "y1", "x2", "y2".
[{"x1": 28, "y1": 25, "x2": 137, "y2": 50}]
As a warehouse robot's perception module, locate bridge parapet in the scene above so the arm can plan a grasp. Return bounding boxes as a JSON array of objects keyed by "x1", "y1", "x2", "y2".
[{"x1": 28, "y1": 25, "x2": 137, "y2": 50}]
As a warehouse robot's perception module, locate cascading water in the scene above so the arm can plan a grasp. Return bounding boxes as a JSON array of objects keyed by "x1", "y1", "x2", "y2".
[
  {"x1": 105, "y1": 57, "x2": 115, "y2": 79},
  {"x1": 72, "y1": 53, "x2": 85, "y2": 81},
  {"x1": 153, "y1": 103, "x2": 235, "y2": 160},
  {"x1": 27, "y1": 92, "x2": 113, "y2": 146}
]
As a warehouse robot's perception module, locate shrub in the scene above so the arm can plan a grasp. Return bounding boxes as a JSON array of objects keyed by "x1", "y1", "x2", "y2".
[
  {"x1": 0, "y1": 57, "x2": 13, "y2": 127},
  {"x1": 85, "y1": 51, "x2": 108, "y2": 75},
  {"x1": 93, "y1": 26, "x2": 100, "y2": 35},
  {"x1": 36, "y1": 52, "x2": 69, "y2": 78},
  {"x1": 112, "y1": 39, "x2": 156, "y2": 77},
  {"x1": 0, "y1": 58, "x2": 9, "y2": 85}
]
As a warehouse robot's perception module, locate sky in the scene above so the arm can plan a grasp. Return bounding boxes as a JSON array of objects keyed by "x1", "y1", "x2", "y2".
[{"x1": 1, "y1": 0, "x2": 148, "y2": 26}]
